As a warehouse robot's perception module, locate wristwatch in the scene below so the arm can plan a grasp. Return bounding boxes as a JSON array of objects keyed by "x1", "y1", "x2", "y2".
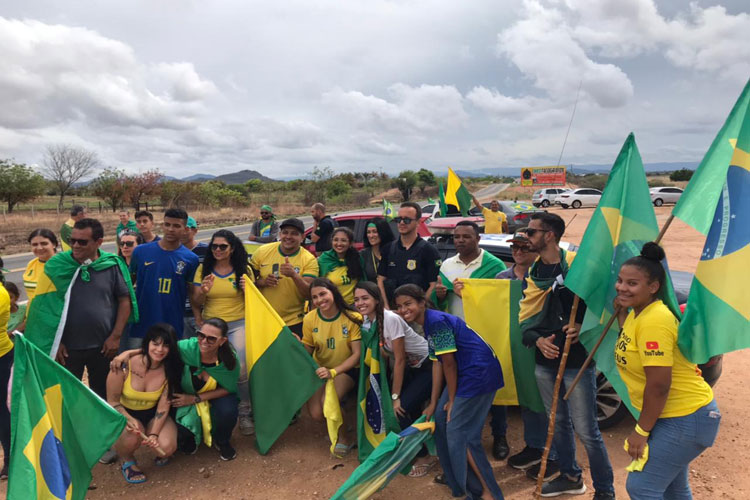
[
  {"x1": 194, "y1": 395, "x2": 202, "y2": 404},
  {"x1": 391, "y1": 393, "x2": 400, "y2": 401}
]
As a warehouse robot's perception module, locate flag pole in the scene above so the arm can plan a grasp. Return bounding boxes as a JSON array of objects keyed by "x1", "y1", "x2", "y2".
[
  {"x1": 535, "y1": 295, "x2": 580, "y2": 497},
  {"x1": 561, "y1": 213, "x2": 676, "y2": 399}
]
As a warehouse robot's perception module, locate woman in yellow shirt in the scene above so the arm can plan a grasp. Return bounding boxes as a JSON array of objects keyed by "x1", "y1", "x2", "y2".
[
  {"x1": 318, "y1": 227, "x2": 365, "y2": 304},
  {"x1": 613, "y1": 242, "x2": 719, "y2": 499},
  {"x1": 191, "y1": 229, "x2": 253, "y2": 436},
  {"x1": 302, "y1": 278, "x2": 362, "y2": 456},
  {"x1": 22, "y1": 228, "x2": 58, "y2": 316}
]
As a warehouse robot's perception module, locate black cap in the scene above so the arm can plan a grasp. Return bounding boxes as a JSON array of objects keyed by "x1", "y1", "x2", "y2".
[{"x1": 279, "y1": 217, "x2": 305, "y2": 234}]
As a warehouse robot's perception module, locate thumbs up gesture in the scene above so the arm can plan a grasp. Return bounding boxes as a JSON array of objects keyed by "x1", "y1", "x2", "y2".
[{"x1": 280, "y1": 256, "x2": 296, "y2": 277}]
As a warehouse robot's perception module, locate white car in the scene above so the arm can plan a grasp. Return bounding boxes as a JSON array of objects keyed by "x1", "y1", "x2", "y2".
[
  {"x1": 556, "y1": 188, "x2": 602, "y2": 208},
  {"x1": 532, "y1": 188, "x2": 570, "y2": 208},
  {"x1": 650, "y1": 187, "x2": 683, "y2": 206}
]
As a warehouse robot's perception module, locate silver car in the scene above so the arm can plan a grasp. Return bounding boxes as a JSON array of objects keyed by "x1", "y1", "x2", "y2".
[
  {"x1": 650, "y1": 187, "x2": 683, "y2": 206},
  {"x1": 532, "y1": 188, "x2": 569, "y2": 208}
]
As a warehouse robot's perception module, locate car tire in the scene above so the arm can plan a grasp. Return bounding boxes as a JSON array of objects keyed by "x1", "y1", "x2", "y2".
[
  {"x1": 596, "y1": 370, "x2": 629, "y2": 429},
  {"x1": 654, "y1": 198, "x2": 663, "y2": 207},
  {"x1": 572, "y1": 200, "x2": 582, "y2": 209},
  {"x1": 541, "y1": 200, "x2": 550, "y2": 208}
]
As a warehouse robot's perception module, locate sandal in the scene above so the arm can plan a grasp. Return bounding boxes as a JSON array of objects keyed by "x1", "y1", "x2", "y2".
[
  {"x1": 409, "y1": 459, "x2": 438, "y2": 478},
  {"x1": 121, "y1": 461, "x2": 146, "y2": 484}
]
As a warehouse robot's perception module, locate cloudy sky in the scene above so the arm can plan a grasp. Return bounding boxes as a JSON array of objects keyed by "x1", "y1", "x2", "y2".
[{"x1": 1, "y1": 0, "x2": 748, "y2": 179}]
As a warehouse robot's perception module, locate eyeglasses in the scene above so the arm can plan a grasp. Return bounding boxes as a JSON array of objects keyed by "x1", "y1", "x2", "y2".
[
  {"x1": 120, "y1": 241, "x2": 136, "y2": 248},
  {"x1": 511, "y1": 244, "x2": 531, "y2": 253},
  {"x1": 70, "y1": 238, "x2": 91, "y2": 246},
  {"x1": 211, "y1": 243, "x2": 230, "y2": 251},
  {"x1": 524, "y1": 228, "x2": 550, "y2": 238},
  {"x1": 393, "y1": 217, "x2": 415, "y2": 225},
  {"x1": 197, "y1": 331, "x2": 220, "y2": 345}
]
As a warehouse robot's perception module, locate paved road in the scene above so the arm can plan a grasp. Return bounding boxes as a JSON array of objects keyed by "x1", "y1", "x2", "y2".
[{"x1": 474, "y1": 183, "x2": 510, "y2": 201}]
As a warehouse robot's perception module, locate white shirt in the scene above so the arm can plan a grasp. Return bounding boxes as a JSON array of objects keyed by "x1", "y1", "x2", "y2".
[
  {"x1": 438, "y1": 249, "x2": 486, "y2": 319},
  {"x1": 363, "y1": 309, "x2": 429, "y2": 368}
]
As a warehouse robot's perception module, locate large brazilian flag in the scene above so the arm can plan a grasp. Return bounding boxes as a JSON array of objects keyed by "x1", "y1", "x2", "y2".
[
  {"x1": 244, "y1": 276, "x2": 323, "y2": 455},
  {"x1": 8, "y1": 334, "x2": 126, "y2": 500},
  {"x1": 564, "y1": 133, "x2": 680, "y2": 417},
  {"x1": 678, "y1": 84, "x2": 750, "y2": 363}
]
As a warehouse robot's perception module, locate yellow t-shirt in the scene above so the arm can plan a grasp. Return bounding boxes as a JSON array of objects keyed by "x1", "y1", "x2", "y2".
[
  {"x1": 23, "y1": 257, "x2": 47, "y2": 304},
  {"x1": 322, "y1": 265, "x2": 358, "y2": 305},
  {"x1": 193, "y1": 264, "x2": 246, "y2": 323},
  {"x1": 482, "y1": 207, "x2": 507, "y2": 234},
  {"x1": 302, "y1": 309, "x2": 362, "y2": 369},
  {"x1": 615, "y1": 300, "x2": 713, "y2": 418},
  {"x1": 0, "y1": 285, "x2": 13, "y2": 357},
  {"x1": 249, "y1": 242, "x2": 319, "y2": 326}
]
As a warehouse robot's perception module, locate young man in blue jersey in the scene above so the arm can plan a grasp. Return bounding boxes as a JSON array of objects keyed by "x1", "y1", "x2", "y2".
[{"x1": 128, "y1": 208, "x2": 199, "y2": 348}]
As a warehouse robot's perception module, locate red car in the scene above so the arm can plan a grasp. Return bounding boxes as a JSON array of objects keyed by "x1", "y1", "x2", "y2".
[{"x1": 303, "y1": 209, "x2": 432, "y2": 253}]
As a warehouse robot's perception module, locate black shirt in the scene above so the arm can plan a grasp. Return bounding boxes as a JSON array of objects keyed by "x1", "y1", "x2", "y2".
[
  {"x1": 314, "y1": 216, "x2": 335, "y2": 253},
  {"x1": 377, "y1": 238, "x2": 441, "y2": 304}
]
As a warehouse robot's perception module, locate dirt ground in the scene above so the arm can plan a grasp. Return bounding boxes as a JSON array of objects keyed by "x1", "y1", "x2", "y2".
[{"x1": 3, "y1": 203, "x2": 744, "y2": 499}]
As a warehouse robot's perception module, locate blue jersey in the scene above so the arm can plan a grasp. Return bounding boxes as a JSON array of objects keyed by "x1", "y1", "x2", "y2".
[
  {"x1": 424, "y1": 309, "x2": 503, "y2": 398},
  {"x1": 130, "y1": 241, "x2": 199, "y2": 339}
]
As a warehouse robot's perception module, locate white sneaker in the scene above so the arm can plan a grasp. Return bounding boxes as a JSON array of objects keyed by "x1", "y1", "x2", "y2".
[{"x1": 239, "y1": 414, "x2": 255, "y2": 436}]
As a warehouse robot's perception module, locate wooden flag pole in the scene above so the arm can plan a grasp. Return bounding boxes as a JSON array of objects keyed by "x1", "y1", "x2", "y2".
[
  {"x1": 535, "y1": 295, "x2": 580, "y2": 497},
  {"x1": 134, "y1": 429, "x2": 166, "y2": 457}
]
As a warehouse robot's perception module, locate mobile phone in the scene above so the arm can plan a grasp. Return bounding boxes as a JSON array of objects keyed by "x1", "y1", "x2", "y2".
[{"x1": 272, "y1": 263, "x2": 280, "y2": 278}]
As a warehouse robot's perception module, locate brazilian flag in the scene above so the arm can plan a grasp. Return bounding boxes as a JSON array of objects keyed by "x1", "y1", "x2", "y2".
[
  {"x1": 382, "y1": 199, "x2": 394, "y2": 222},
  {"x1": 8, "y1": 334, "x2": 126, "y2": 500},
  {"x1": 564, "y1": 133, "x2": 680, "y2": 417},
  {"x1": 678, "y1": 82, "x2": 750, "y2": 363}
]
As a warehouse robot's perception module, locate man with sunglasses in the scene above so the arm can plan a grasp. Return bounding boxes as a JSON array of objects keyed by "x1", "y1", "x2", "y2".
[
  {"x1": 520, "y1": 213, "x2": 615, "y2": 499},
  {"x1": 248, "y1": 205, "x2": 279, "y2": 243},
  {"x1": 377, "y1": 202, "x2": 441, "y2": 307}
]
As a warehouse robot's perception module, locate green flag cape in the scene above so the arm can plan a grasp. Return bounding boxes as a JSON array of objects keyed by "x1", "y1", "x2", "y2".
[
  {"x1": 318, "y1": 249, "x2": 366, "y2": 280},
  {"x1": 674, "y1": 79, "x2": 750, "y2": 235},
  {"x1": 357, "y1": 320, "x2": 401, "y2": 462},
  {"x1": 9, "y1": 334, "x2": 126, "y2": 500},
  {"x1": 678, "y1": 96, "x2": 750, "y2": 363},
  {"x1": 564, "y1": 134, "x2": 681, "y2": 418},
  {"x1": 176, "y1": 337, "x2": 240, "y2": 447},
  {"x1": 24, "y1": 250, "x2": 138, "y2": 357},
  {"x1": 332, "y1": 416, "x2": 435, "y2": 500},
  {"x1": 432, "y1": 250, "x2": 506, "y2": 310}
]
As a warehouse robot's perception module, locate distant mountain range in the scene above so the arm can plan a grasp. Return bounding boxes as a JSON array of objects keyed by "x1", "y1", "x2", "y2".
[
  {"x1": 449, "y1": 161, "x2": 699, "y2": 178},
  {"x1": 161, "y1": 170, "x2": 274, "y2": 184}
]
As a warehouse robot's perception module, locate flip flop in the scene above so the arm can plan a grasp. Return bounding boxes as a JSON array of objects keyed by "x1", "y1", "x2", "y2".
[
  {"x1": 121, "y1": 461, "x2": 146, "y2": 484},
  {"x1": 408, "y1": 459, "x2": 438, "y2": 478}
]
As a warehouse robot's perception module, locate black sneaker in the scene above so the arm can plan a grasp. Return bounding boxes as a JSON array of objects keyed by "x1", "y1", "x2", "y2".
[
  {"x1": 593, "y1": 492, "x2": 615, "y2": 500},
  {"x1": 492, "y1": 435, "x2": 510, "y2": 460},
  {"x1": 526, "y1": 459, "x2": 560, "y2": 482},
  {"x1": 179, "y1": 434, "x2": 198, "y2": 455},
  {"x1": 540, "y1": 474, "x2": 586, "y2": 497},
  {"x1": 217, "y1": 442, "x2": 237, "y2": 461},
  {"x1": 508, "y1": 446, "x2": 543, "y2": 470}
]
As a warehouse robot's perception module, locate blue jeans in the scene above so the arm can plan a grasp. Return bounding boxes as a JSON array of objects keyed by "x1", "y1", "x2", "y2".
[
  {"x1": 535, "y1": 365, "x2": 614, "y2": 494},
  {"x1": 435, "y1": 389, "x2": 504, "y2": 500},
  {"x1": 626, "y1": 400, "x2": 720, "y2": 500},
  {"x1": 490, "y1": 405, "x2": 557, "y2": 460}
]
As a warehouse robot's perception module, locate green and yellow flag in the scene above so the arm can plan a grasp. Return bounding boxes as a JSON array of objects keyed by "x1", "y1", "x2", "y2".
[
  {"x1": 9, "y1": 334, "x2": 126, "y2": 500},
  {"x1": 564, "y1": 133, "x2": 680, "y2": 417},
  {"x1": 462, "y1": 279, "x2": 544, "y2": 412},
  {"x1": 678, "y1": 86, "x2": 750, "y2": 363},
  {"x1": 244, "y1": 276, "x2": 323, "y2": 454},
  {"x1": 382, "y1": 198, "x2": 394, "y2": 222},
  {"x1": 443, "y1": 167, "x2": 472, "y2": 216}
]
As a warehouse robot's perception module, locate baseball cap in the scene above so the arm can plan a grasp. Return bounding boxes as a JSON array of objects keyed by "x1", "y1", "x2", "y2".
[
  {"x1": 509, "y1": 229, "x2": 530, "y2": 244},
  {"x1": 279, "y1": 218, "x2": 305, "y2": 234},
  {"x1": 186, "y1": 216, "x2": 198, "y2": 229}
]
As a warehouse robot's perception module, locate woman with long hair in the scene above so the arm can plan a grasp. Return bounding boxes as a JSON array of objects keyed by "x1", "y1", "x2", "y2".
[
  {"x1": 360, "y1": 218, "x2": 394, "y2": 282},
  {"x1": 107, "y1": 323, "x2": 182, "y2": 484},
  {"x1": 21, "y1": 228, "x2": 58, "y2": 321},
  {"x1": 353, "y1": 282, "x2": 435, "y2": 475},
  {"x1": 191, "y1": 229, "x2": 253, "y2": 435},
  {"x1": 318, "y1": 227, "x2": 364, "y2": 304},
  {"x1": 118, "y1": 229, "x2": 144, "y2": 266},
  {"x1": 302, "y1": 277, "x2": 362, "y2": 456},
  {"x1": 393, "y1": 284, "x2": 504, "y2": 500},
  {"x1": 614, "y1": 243, "x2": 719, "y2": 499}
]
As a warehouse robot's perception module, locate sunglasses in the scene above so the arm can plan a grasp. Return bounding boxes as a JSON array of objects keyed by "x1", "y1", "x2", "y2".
[
  {"x1": 211, "y1": 243, "x2": 230, "y2": 251},
  {"x1": 511, "y1": 244, "x2": 531, "y2": 253},
  {"x1": 120, "y1": 241, "x2": 136, "y2": 248},
  {"x1": 70, "y1": 238, "x2": 91, "y2": 246},
  {"x1": 524, "y1": 228, "x2": 550, "y2": 238},
  {"x1": 393, "y1": 217, "x2": 416, "y2": 225},
  {"x1": 260, "y1": 211, "x2": 271, "y2": 215},
  {"x1": 197, "y1": 331, "x2": 220, "y2": 345}
]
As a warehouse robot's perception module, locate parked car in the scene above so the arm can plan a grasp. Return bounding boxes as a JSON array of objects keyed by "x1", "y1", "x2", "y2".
[
  {"x1": 427, "y1": 201, "x2": 542, "y2": 235},
  {"x1": 532, "y1": 188, "x2": 570, "y2": 208},
  {"x1": 650, "y1": 186, "x2": 684, "y2": 206},
  {"x1": 556, "y1": 188, "x2": 602, "y2": 208}
]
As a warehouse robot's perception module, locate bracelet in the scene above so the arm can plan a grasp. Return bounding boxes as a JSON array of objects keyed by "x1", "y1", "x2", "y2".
[
  {"x1": 634, "y1": 423, "x2": 651, "y2": 437},
  {"x1": 194, "y1": 394, "x2": 202, "y2": 404},
  {"x1": 329, "y1": 369, "x2": 337, "y2": 378},
  {"x1": 148, "y1": 433, "x2": 158, "y2": 438}
]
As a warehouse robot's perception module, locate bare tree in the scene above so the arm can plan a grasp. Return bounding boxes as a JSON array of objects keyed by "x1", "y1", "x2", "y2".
[{"x1": 42, "y1": 144, "x2": 99, "y2": 210}]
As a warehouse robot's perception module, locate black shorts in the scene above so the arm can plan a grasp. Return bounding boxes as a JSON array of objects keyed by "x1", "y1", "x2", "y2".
[
  {"x1": 288, "y1": 322, "x2": 303, "y2": 339},
  {"x1": 127, "y1": 406, "x2": 157, "y2": 428}
]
